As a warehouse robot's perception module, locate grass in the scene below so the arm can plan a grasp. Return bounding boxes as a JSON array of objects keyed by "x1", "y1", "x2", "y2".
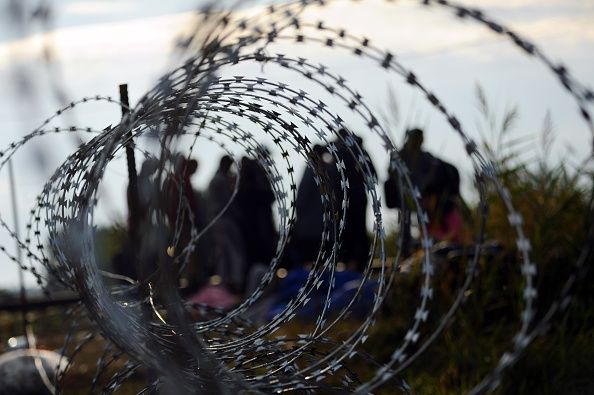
[{"x1": 361, "y1": 86, "x2": 594, "y2": 393}]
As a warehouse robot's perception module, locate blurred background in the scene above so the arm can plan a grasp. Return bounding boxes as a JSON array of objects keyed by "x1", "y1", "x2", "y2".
[{"x1": 0, "y1": 1, "x2": 592, "y2": 393}]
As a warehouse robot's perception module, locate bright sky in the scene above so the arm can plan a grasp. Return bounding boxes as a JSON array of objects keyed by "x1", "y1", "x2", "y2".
[{"x1": 0, "y1": 0, "x2": 592, "y2": 290}]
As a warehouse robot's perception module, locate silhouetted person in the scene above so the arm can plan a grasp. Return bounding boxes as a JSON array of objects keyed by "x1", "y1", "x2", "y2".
[
  {"x1": 287, "y1": 144, "x2": 334, "y2": 268},
  {"x1": 385, "y1": 128, "x2": 463, "y2": 248},
  {"x1": 332, "y1": 129, "x2": 376, "y2": 271},
  {"x1": 236, "y1": 156, "x2": 277, "y2": 276},
  {"x1": 207, "y1": 155, "x2": 246, "y2": 293},
  {"x1": 163, "y1": 155, "x2": 209, "y2": 290}
]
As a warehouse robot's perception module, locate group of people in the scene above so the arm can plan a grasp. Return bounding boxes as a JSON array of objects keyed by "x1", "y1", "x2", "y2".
[
  {"x1": 113, "y1": 127, "x2": 464, "y2": 299},
  {"x1": 207, "y1": 154, "x2": 277, "y2": 294},
  {"x1": 288, "y1": 127, "x2": 465, "y2": 272},
  {"x1": 113, "y1": 153, "x2": 277, "y2": 296}
]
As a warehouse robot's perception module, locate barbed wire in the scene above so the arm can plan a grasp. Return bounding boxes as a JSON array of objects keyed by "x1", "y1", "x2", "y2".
[{"x1": 1, "y1": 0, "x2": 592, "y2": 393}]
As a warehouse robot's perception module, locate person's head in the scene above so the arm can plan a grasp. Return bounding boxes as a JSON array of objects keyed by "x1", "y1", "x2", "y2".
[
  {"x1": 312, "y1": 144, "x2": 326, "y2": 156},
  {"x1": 219, "y1": 155, "x2": 233, "y2": 173},
  {"x1": 185, "y1": 159, "x2": 198, "y2": 178},
  {"x1": 140, "y1": 158, "x2": 159, "y2": 177},
  {"x1": 307, "y1": 144, "x2": 325, "y2": 165},
  {"x1": 404, "y1": 128, "x2": 424, "y2": 151},
  {"x1": 240, "y1": 156, "x2": 257, "y2": 176},
  {"x1": 337, "y1": 128, "x2": 363, "y2": 147},
  {"x1": 337, "y1": 128, "x2": 350, "y2": 140},
  {"x1": 174, "y1": 155, "x2": 198, "y2": 178}
]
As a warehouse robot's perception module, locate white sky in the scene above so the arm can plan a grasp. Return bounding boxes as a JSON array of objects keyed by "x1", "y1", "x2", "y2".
[{"x1": 0, "y1": 0, "x2": 593, "y2": 289}]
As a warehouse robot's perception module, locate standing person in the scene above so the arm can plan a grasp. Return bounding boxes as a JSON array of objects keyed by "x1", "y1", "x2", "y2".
[
  {"x1": 162, "y1": 154, "x2": 208, "y2": 291},
  {"x1": 236, "y1": 155, "x2": 277, "y2": 277},
  {"x1": 384, "y1": 128, "x2": 464, "y2": 246},
  {"x1": 206, "y1": 155, "x2": 246, "y2": 293},
  {"x1": 287, "y1": 144, "x2": 333, "y2": 269},
  {"x1": 332, "y1": 129, "x2": 376, "y2": 272}
]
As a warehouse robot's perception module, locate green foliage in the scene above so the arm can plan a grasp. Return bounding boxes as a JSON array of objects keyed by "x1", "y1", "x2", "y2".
[{"x1": 368, "y1": 86, "x2": 594, "y2": 393}]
